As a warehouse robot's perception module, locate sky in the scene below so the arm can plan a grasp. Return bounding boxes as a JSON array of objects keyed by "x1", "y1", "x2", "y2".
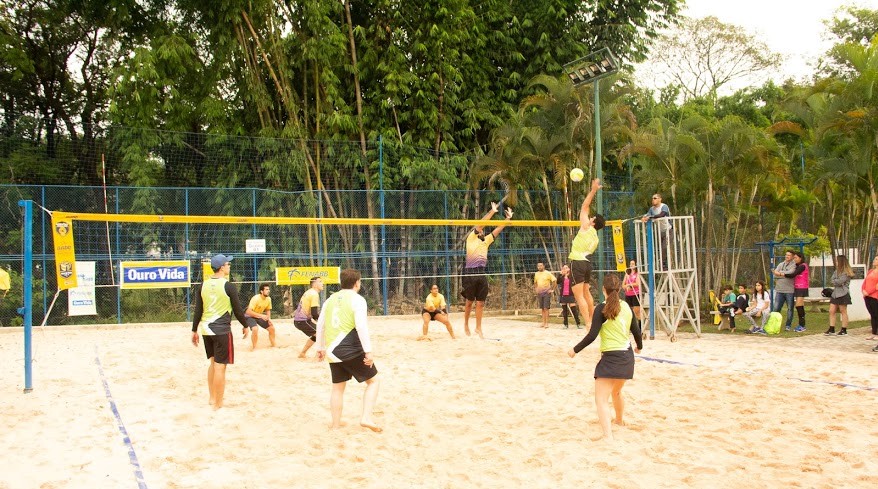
[{"x1": 635, "y1": 0, "x2": 873, "y2": 92}]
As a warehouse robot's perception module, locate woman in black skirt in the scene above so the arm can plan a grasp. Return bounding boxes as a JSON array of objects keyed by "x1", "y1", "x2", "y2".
[
  {"x1": 567, "y1": 273, "x2": 643, "y2": 441},
  {"x1": 825, "y1": 255, "x2": 854, "y2": 336}
]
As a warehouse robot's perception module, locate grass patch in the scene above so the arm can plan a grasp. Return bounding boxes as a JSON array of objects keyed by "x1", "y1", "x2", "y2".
[{"x1": 513, "y1": 309, "x2": 873, "y2": 338}]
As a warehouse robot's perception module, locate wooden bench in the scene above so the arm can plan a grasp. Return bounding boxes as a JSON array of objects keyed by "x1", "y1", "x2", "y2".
[
  {"x1": 803, "y1": 297, "x2": 830, "y2": 312},
  {"x1": 708, "y1": 310, "x2": 732, "y2": 331}
]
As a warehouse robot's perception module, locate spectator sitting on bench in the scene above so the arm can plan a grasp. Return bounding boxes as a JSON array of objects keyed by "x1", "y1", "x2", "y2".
[
  {"x1": 718, "y1": 286, "x2": 736, "y2": 329},
  {"x1": 730, "y1": 284, "x2": 749, "y2": 331}
]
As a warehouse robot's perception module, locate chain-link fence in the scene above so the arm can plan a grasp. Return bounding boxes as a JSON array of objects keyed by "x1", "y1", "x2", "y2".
[{"x1": 0, "y1": 182, "x2": 648, "y2": 325}]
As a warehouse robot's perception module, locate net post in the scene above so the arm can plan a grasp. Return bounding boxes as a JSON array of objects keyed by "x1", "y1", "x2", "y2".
[{"x1": 19, "y1": 199, "x2": 34, "y2": 393}]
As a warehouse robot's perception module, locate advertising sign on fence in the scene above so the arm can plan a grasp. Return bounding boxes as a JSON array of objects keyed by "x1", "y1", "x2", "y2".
[
  {"x1": 68, "y1": 261, "x2": 97, "y2": 316},
  {"x1": 275, "y1": 266, "x2": 340, "y2": 285},
  {"x1": 611, "y1": 221, "x2": 627, "y2": 272},
  {"x1": 120, "y1": 261, "x2": 191, "y2": 289},
  {"x1": 51, "y1": 212, "x2": 78, "y2": 290}
]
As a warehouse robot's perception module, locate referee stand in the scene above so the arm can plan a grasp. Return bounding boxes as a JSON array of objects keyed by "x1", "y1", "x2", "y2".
[{"x1": 633, "y1": 216, "x2": 700, "y2": 341}]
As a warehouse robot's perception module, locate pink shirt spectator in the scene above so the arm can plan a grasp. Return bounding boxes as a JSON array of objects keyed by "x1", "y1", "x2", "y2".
[{"x1": 624, "y1": 271, "x2": 639, "y2": 297}]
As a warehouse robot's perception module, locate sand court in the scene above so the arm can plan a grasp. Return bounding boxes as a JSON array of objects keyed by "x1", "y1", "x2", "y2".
[{"x1": 1, "y1": 317, "x2": 876, "y2": 488}]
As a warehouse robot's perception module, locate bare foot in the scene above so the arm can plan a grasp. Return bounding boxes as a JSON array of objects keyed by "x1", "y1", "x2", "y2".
[
  {"x1": 612, "y1": 419, "x2": 626, "y2": 427},
  {"x1": 475, "y1": 328, "x2": 484, "y2": 339},
  {"x1": 464, "y1": 327, "x2": 471, "y2": 336},
  {"x1": 298, "y1": 352, "x2": 307, "y2": 359},
  {"x1": 416, "y1": 335, "x2": 431, "y2": 341},
  {"x1": 329, "y1": 421, "x2": 348, "y2": 430},
  {"x1": 360, "y1": 421, "x2": 383, "y2": 432},
  {"x1": 209, "y1": 398, "x2": 216, "y2": 406},
  {"x1": 589, "y1": 433, "x2": 614, "y2": 442}
]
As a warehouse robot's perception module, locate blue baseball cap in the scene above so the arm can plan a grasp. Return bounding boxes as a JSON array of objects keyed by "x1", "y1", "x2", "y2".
[{"x1": 210, "y1": 254, "x2": 234, "y2": 270}]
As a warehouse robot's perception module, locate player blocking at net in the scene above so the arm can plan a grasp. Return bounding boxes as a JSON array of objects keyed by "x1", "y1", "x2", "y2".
[
  {"x1": 461, "y1": 202, "x2": 513, "y2": 339},
  {"x1": 569, "y1": 178, "x2": 605, "y2": 330}
]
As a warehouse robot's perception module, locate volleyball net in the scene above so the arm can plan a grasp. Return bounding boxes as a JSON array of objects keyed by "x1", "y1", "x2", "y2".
[{"x1": 42, "y1": 208, "x2": 634, "y2": 322}]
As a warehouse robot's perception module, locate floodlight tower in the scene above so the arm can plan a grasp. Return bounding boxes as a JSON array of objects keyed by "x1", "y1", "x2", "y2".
[{"x1": 563, "y1": 49, "x2": 619, "y2": 291}]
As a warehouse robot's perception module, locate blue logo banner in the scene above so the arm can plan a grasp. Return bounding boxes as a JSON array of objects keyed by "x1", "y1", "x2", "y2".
[{"x1": 120, "y1": 261, "x2": 191, "y2": 289}]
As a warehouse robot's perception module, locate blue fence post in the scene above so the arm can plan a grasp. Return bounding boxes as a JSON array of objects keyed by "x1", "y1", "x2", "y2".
[
  {"x1": 647, "y1": 221, "x2": 655, "y2": 340},
  {"x1": 41, "y1": 186, "x2": 47, "y2": 317},
  {"x1": 443, "y1": 192, "x2": 451, "y2": 305},
  {"x1": 252, "y1": 188, "x2": 258, "y2": 295},
  {"x1": 185, "y1": 188, "x2": 190, "y2": 322},
  {"x1": 19, "y1": 199, "x2": 33, "y2": 392},
  {"x1": 500, "y1": 195, "x2": 507, "y2": 311},
  {"x1": 379, "y1": 136, "x2": 388, "y2": 315},
  {"x1": 115, "y1": 188, "x2": 121, "y2": 324}
]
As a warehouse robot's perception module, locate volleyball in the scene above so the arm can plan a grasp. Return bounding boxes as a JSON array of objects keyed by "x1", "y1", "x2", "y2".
[{"x1": 570, "y1": 168, "x2": 584, "y2": 182}]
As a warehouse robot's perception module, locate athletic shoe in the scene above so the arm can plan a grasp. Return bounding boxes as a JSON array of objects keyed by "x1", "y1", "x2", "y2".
[
  {"x1": 794, "y1": 326, "x2": 806, "y2": 333},
  {"x1": 756, "y1": 329, "x2": 767, "y2": 335},
  {"x1": 837, "y1": 329, "x2": 847, "y2": 336},
  {"x1": 872, "y1": 345, "x2": 878, "y2": 352},
  {"x1": 784, "y1": 326, "x2": 792, "y2": 332},
  {"x1": 824, "y1": 328, "x2": 835, "y2": 336}
]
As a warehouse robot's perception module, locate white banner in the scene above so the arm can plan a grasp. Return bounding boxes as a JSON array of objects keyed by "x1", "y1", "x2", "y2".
[{"x1": 68, "y1": 261, "x2": 97, "y2": 316}]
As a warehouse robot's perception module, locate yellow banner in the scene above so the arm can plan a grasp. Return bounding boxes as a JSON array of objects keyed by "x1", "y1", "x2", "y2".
[
  {"x1": 51, "y1": 212, "x2": 78, "y2": 290},
  {"x1": 202, "y1": 261, "x2": 214, "y2": 280},
  {"x1": 276, "y1": 266, "x2": 340, "y2": 285},
  {"x1": 611, "y1": 222, "x2": 626, "y2": 272}
]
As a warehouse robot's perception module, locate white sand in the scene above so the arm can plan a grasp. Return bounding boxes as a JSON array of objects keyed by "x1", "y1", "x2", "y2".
[{"x1": 1, "y1": 316, "x2": 876, "y2": 488}]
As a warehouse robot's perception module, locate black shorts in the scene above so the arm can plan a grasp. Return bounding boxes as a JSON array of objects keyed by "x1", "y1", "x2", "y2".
[
  {"x1": 559, "y1": 295, "x2": 576, "y2": 304},
  {"x1": 422, "y1": 309, "x2": 447, "y2": 321},
  {"x1": 245, "y1": 317, "x2": 271, "y2": 329},
  {"x1": 830, "y1": 293, "x2": 852, "y2": 306},
  {"x1": 570, "y1": 260, "x2": 593, "y2": 287},
  {"x1": 294, "y1": 320, "x2": 317, "y2": 341},
  {"x1": 794, "y1": 288, "x2": 809, "y2": 298},
  {"x1": 625, "y1": 295, "x2": 640, "y2": 307},
  {"x1": 594, "y1": 347, "x2": 634, "y2": 379},
  {"x1": 329, "y1": 353, "x2": 378, "y2": 383},
  {"x1": 203, "y1": 333, "x2": 234, "y2": 364},
  {"x1": 461, "y1": 268, "x2": 489, "y2": 302},
  {"x1": 537, "y1": 294, "x2": 552, "y2": 309}
]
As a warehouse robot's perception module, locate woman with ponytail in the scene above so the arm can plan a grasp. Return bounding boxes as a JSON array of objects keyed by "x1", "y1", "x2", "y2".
[{"x1": 568, "y1": 273, "x2": 643, "y2": 441}]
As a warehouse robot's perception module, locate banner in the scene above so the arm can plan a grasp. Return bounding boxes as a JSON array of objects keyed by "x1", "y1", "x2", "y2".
[
  {"x1": 68, "y1": 261, "x2": 97, "y2": 316},
  {"x1": 202, "y1": 261, "x2": 214, "y2": 280},
  {"x1": 51, "y1": 212, "x2": 78, "y2": 290},
  {"x1": 611, "y1": 222, "x2": 627, "y2": 272},
  {"x1": 119, "y1": 261, "x2": 191, "y2": 289},
  {"x1": 276, "y1": 266, "x2": 340, "y2": 285}
]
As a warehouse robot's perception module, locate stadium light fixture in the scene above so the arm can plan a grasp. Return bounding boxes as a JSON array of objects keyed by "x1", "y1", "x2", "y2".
[{"x1": 563, "y1": 48, "x2": 619, "y2": 294}]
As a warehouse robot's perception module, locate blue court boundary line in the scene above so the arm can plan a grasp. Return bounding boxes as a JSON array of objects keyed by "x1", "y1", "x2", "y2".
[
  {"x1": 637, "y1": 355, "x2": 877, "y2": 392},
  {"x1": 95, "y1": 345, "x2": 149, "y2": 489}
]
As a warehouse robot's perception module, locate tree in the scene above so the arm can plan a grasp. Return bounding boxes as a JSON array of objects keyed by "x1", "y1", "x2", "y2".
[
  {"x1": 640, "y1": 16, "x2": 783, "y2": 102},
  {"x1": 819, "y1": 5, "x2": 878, "y2": 78}
]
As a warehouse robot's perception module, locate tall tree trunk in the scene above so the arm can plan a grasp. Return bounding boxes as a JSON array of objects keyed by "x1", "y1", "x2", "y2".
[{"x1": 344, "y1": 0, "x2": 381, "y2": 304}]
